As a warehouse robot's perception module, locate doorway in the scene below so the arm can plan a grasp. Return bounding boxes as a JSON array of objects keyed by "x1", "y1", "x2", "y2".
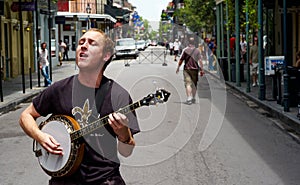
[{"x1": 63, "y1": 34, "x2": 76, "y2": 59}]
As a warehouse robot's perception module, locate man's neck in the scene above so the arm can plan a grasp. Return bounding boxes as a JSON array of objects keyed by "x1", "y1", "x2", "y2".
[{"x1": 78, "y1": 71, "x2": 103, "y2": 88}]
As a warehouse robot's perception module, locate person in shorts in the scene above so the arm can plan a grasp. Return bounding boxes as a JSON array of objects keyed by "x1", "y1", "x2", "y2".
[
  {"x1": 176, "y1": 37, "x2": 203, "y2": 105},
  {"x1": 250, "y1": 37, "x2": 259, "y2": 86}
]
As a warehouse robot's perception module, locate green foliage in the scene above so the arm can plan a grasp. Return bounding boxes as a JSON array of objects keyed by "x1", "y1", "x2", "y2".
[
  {"x1": 156, "y1": 0, "x2": 259, "y2": 39},
  {"x1": 226, "y1": 0, "x2": 235, "y2": 32},
  {"x1": 242, "y1": 0, "x2": 259, "y2": 32},
  {"x1": 175, "y1": 0, "x2": 216, "y2": 33},
  {"x1": 149, "y1": 30, "x2": 158, "y2": 40},
  {"x1": 158, "y1": 22, "x2": 172, "y2": 40}
]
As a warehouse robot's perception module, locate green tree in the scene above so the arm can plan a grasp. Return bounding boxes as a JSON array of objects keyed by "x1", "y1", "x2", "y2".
[
  {"x1": 174, "y1": 0, "x2": 216, "y2": 34},
  {"x1": 158, "y1": 21, "x2": 172, "y2": 41},
  {"x1": 242, "y1": 0, "x2": 259, "y2": 34}
]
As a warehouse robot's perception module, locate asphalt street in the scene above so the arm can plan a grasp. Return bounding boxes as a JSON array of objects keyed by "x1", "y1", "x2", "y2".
[{"x1": 1, "y1": 49, "x2": 300, "y2": 185}]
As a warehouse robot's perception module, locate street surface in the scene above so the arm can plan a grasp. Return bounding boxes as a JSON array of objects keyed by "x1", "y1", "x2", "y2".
[{"x1": 1, "y1": 48, "x2": 300, "y2": 185}]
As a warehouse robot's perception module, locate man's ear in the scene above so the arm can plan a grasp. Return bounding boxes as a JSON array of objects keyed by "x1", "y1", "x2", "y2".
[{"x1": 103, "y1": 52, "x2": 113, "y2": 62}]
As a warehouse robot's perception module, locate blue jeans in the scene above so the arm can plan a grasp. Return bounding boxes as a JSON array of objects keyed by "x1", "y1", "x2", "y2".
[{"x1": 41, "y1": 66, "x2": 52, "y2": 86}]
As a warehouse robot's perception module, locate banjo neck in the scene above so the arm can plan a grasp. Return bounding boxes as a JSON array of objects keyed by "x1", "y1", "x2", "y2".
[{"x1": 70, "y1": 101, "x2": 141, "y2": 141}]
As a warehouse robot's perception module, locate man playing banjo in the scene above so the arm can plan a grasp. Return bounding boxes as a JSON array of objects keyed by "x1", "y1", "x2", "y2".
[{"x1": 19, "y1": 28, "x2": 140, "y2": 185}]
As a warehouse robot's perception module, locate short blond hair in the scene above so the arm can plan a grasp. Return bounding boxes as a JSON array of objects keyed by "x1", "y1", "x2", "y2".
[{"x1": 86, "y1": 28, "x2": 114, "y2": 56}]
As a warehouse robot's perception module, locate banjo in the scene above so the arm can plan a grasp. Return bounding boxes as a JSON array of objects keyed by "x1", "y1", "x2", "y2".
[{"x1": 33, "y1": 89, "x2": 170, "y2": 177}]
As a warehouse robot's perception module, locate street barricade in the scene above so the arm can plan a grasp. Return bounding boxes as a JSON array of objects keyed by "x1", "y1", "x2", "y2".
[{"x1": 138, "y1": 47, "x2": 168, "y2": 66}]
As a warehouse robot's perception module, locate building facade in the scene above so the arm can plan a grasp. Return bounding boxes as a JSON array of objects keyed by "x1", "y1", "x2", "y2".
[
  {"x1": 0, "y1": 0, "x2": 34, "y2": 79},
  {"x1": 0, "y1": 0, "x2": 134, "y2": 80}
]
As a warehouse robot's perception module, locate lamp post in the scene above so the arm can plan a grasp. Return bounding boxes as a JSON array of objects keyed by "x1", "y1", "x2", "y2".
[{"x1": 86, "y1": 3, "x2": 91, "y2": 30}]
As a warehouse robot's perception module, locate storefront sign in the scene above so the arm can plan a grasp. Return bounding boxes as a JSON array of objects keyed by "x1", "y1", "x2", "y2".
[
  {"x1": 265, "y1": 56, "x2": 285, "y2": 75},
  {"x1": 55, "y1": 16, "x2": 65, "y2": 24},
  {"x1": 11, "y1": 2, "x2": 36, "y2": 12}
]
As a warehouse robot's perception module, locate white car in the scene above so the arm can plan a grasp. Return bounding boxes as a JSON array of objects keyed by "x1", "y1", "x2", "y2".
[
  {"x1": 115, "y1": 38, "x2": 139, "y2": 60},
  {"x1": 135, "y1": 40, "x2": 146, "y2": 51}
]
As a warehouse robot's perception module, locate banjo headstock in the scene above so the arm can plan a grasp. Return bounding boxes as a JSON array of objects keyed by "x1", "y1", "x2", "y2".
[{"x1": 139, "y1": 89, "x2": 171, "y2": 106}]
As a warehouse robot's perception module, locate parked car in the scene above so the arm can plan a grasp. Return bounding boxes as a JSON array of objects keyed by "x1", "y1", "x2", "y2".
[
  {"x1": 135, "y1": 40, "x2": 147, "y2": 51},
  {"x1": 115, "y1": 38, "x2": 139, "y2": 60}
]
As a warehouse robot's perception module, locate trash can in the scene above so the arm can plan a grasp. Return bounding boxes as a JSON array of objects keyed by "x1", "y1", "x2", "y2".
[
  {"x1": 218, "y1": 57, "x2": 228, "y2": 81},
  {"x1": 287, "y1": 66, "x2": 299, "y2": 107},
  {"x1": 231, "y1": 62, "x2": 245, "y2": 82}
]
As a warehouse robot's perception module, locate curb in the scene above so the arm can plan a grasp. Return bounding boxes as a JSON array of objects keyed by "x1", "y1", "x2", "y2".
[
  {"x1": 0, "y1": 91, "x2": 40, "y2": 115},
  {"x1": 204, "y1": 68, "x2": 300, "y2": 136},
  {"x1": 225, "y1": 81, "x2": 300, "y2": 135}
]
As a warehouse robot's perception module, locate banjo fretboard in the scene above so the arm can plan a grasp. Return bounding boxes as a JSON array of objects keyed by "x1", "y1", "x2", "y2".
[{"x1": 70, "y1": 101, "x2": 141, "y2": 141}]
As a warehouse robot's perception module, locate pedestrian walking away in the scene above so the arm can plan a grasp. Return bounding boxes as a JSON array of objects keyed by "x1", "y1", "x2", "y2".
[
  {"x1": 250, "y1": 37, "x2": 259, "y2": 87},
  {"x1": 63, "y1": 39, "x2": 70, "y2": 61},
  {"x1": 58, "y1": 40, "x2": 67, "y2": 66},
  {"x1": 176, "y1": 37, "x2": 204, "y2": 105},
  {"x1": 39, "y1": 42, "x2": 52, "y2": 87},
  {"x1": 230, "y1": 34, "x2": 236, "y2": 57},
  {"x1": 19, "y1": 28, "x2": 140, "y2": 185},
  {"x1": 173, "y1": 39, "x2": 180, "y2": 61},
  {"x1": 169, "y1": 41, "x2": 174, "y2": 56},
  {"x1": 240, "y1": 37, "x2": 247, "y2": 64}
]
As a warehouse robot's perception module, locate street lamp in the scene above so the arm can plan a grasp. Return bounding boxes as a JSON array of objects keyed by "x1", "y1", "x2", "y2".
[{"x1": 86, "y1": 3, "x2": 91, "y2": 29}]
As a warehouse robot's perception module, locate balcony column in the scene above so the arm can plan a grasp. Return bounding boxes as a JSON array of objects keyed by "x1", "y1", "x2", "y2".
[
  {"x1": 258, "y1": 0, "x2": 266, "y2": 100},
  {"x1": 235, "y1": 0, "x2": 241, "y2": 87}
]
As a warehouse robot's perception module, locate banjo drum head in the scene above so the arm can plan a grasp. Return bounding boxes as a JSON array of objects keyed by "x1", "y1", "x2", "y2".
[{"x1": 37, "y1": 119, "x2": 71, "y2": 173}]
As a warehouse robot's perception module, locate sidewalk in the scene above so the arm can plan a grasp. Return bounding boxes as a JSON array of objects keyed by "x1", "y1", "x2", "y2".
[
  {"x1": 0, "y1": 61, "x2": 78, "y2": 114},
  {"x1": 206, "y1": 64, "x2": 300, "y2": 137}
]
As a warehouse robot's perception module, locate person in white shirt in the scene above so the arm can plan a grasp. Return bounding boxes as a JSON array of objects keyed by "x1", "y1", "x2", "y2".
[
  {"x1": 169, "y1": 41, "x2": 174, "y2": 55},
  {"x1": 240, "y1": 37, "x2": 247, "y2": 63},
  {"x1": 173, "y1": 39, "x2": 180, "y2": 61},
  {"x1": 39, "y1": 42, "x2": 52, "y2": 87},
  {"x1": 58, "y1": 40, "x2": 66, "y2": 66}
]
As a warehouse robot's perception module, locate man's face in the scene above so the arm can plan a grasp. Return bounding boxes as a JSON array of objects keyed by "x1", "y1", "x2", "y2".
[{"x1": 76, "y1": 31, "x2": 107, "y2": 71}]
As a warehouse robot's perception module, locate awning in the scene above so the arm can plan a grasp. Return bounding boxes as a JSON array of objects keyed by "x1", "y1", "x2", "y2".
[
  {"x1": 104, "y1": 4, "x2": 132, "y2": 19},
  {"x1": 56, "y1": 12, "x2": 117, "y2": 23},
  {"x1": 113, "y1": 3, "x2": 122, "y2": 9}
]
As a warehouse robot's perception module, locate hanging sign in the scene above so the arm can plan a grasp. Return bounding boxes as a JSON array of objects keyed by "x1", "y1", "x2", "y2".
[
  {"x1": 11, "y1": 2, "x2": 36, "y2": 12},
  {"x1": 0, "y1": 0, "x2": 4, "y2": 15}
]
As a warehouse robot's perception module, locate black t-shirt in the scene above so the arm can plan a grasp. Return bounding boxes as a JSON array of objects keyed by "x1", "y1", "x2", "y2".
[{"x1": 33, "y1": 75, "x2": 140, "y2": 184}]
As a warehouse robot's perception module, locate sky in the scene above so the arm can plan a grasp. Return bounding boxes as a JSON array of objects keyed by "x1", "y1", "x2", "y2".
[{"x1": 128, "y1": 0, "x2": 171, "y2": 22}]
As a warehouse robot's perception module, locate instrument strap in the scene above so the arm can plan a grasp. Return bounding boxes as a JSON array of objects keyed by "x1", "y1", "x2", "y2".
[
  {"x1": 95, "y1": 77, "x2": 111, "y2": 113},
  {"x1": 185, "y1": 47, "x2": 200, "y2": 70}
]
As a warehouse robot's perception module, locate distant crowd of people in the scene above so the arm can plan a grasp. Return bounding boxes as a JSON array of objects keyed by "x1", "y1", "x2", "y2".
[{"x1": 168, "y1": 34, "x2": 264, "y2": 88}]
